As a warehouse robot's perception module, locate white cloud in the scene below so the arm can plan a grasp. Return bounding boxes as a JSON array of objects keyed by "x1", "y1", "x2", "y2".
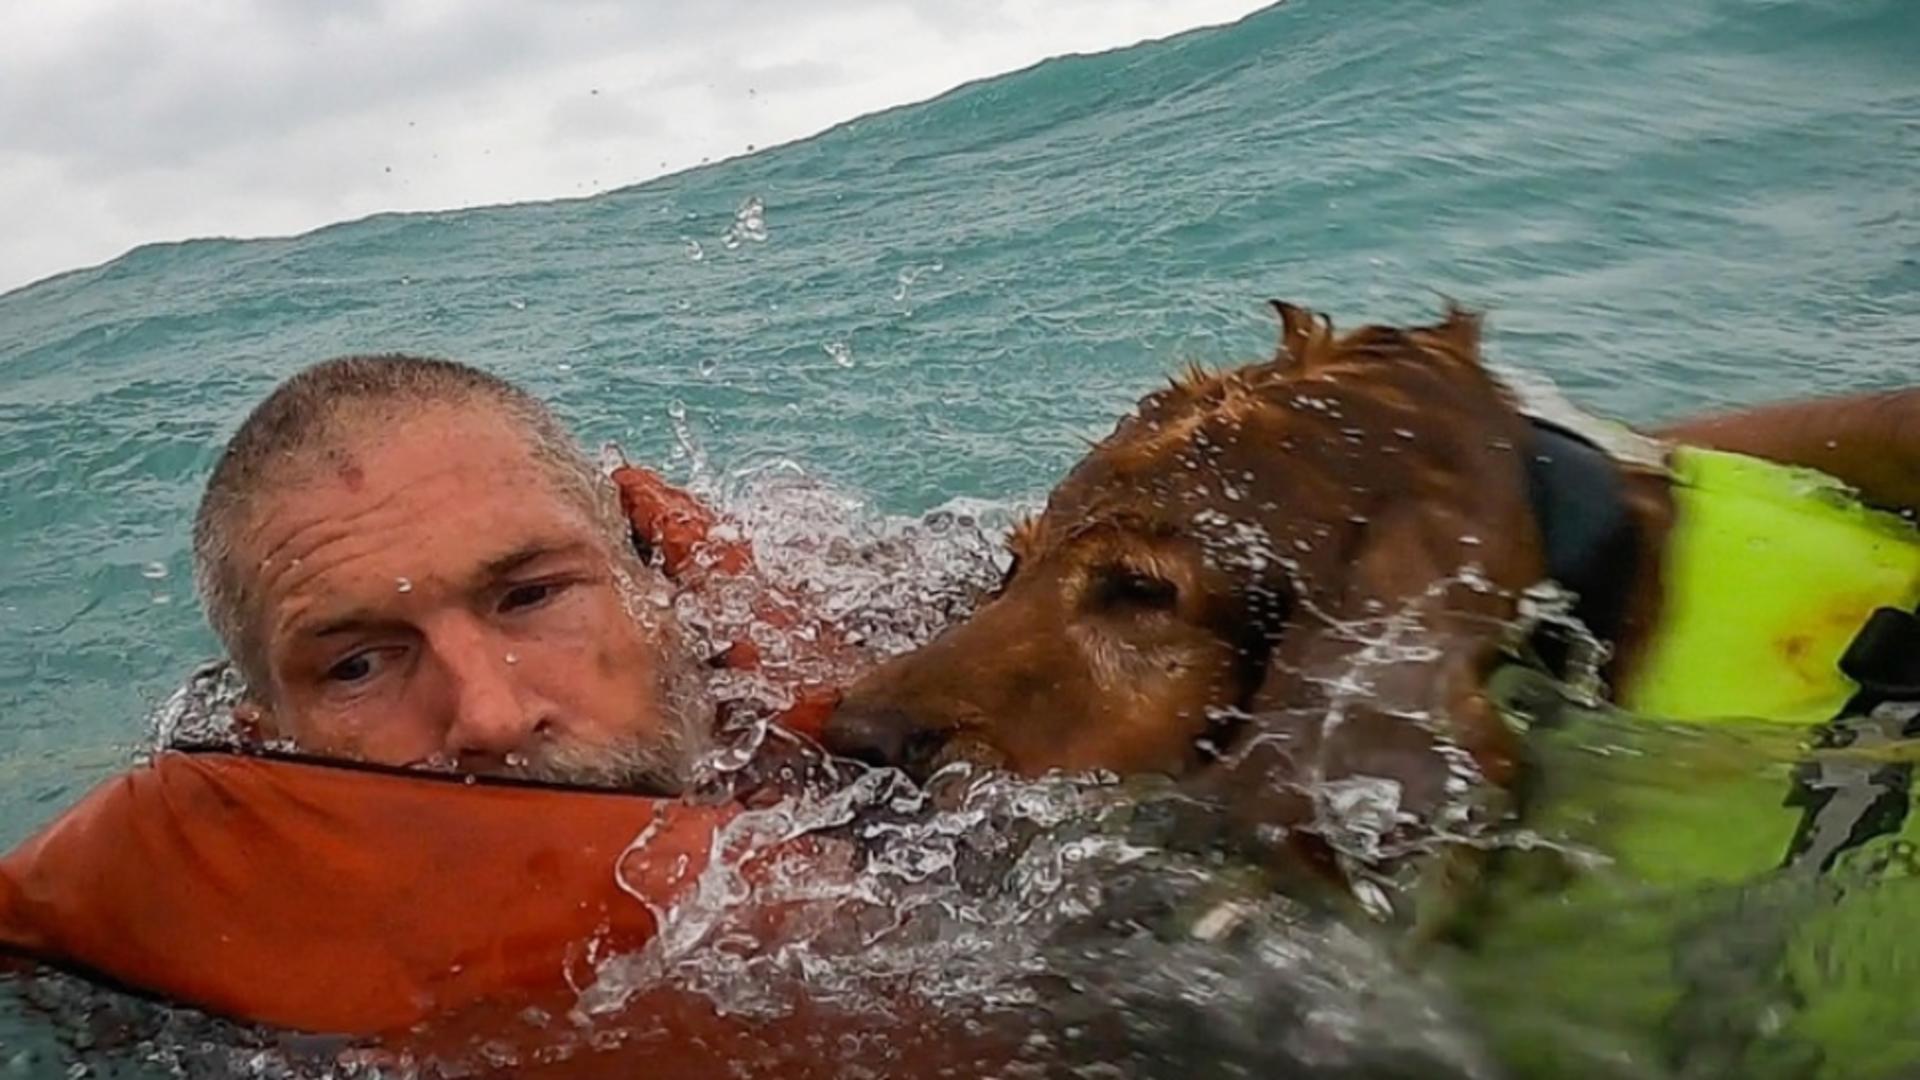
[{"x1": 0, "y1": 0, "x2": 1272, "y2": 293}]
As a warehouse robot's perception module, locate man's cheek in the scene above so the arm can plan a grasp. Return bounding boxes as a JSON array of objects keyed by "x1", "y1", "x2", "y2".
[
  {"x1": 594, "y1": 640, "x2": 625, "y2": 683},
  {"x1": 529, "y1": 605, "x2": 649, "y2": 685}
]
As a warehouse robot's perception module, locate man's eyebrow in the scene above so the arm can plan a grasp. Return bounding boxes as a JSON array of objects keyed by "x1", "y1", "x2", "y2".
[
  {"x1": 307, "y1": 612, "x2": 383, "y2": 640},
  {"x1": 289, "y1": 542, "x2": 597, "y2": 642},
  {"x1": 478, "y1": 540, "x2": 594, "y2": 582}
]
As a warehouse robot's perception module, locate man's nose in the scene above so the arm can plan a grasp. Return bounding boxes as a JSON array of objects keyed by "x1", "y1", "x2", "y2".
[{"x1": 438, "y1": 633, "x2": 542, "y2": 762}]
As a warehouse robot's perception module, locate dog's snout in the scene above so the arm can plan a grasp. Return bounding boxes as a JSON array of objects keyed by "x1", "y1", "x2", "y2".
[{"x1": 822, "y1": 704, "x2": 926, "y2": 769}]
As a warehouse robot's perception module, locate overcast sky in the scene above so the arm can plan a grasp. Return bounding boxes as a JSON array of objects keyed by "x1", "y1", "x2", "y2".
[{"x1": 2, "y1": 0, "x2": 1272, "y2": 295}]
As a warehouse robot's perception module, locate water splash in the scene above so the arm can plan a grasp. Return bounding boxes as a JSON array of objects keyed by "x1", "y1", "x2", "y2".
[
  {"x1": 147, "y1": 659, "x2": 249, "y2": 751},
  {"x1": 662, "y1": 398, "x2": 708, "y2": 479},
  {"x1": 577, "y1": 759, "x2": 1497, "y2": 1078},
  {"x1": 720, "y1": 196, "x2": 769, "y2": 250}
]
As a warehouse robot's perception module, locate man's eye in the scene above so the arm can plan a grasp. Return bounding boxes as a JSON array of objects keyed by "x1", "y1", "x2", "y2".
[
  {"x1": 326, "y1": 652, "x2": 378, "y2": 684},
  {"x1": 500, "y1": 581, "x2": 563, "y2": 613}
]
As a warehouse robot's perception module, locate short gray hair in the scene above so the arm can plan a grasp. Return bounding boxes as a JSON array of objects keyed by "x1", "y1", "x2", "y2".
[{"x1": 192, "y1": 354, "x2": 624, "y2": 687}]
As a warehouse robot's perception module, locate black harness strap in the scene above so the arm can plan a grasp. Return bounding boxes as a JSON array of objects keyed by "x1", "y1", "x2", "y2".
[
  {"x1": 1838, "y1": 607, "x2": 1920, "y2": 704},
  {"x1": 1521, "y1": 419, "x2": 1642, "y2": 668}
]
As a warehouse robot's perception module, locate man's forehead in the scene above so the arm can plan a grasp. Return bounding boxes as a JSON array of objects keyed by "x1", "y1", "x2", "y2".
[
  {"x1": 239, "y1": 408, "x2": 600, "y2": 575},
  {"x1": 276, "y1": 404, "x2": 561, "y2": 500},
  {"x1": 311, "y1": 401, "x2": 535, "y2": 471},
  {"x1": 250, "y1": 496, "x2": 607, "y2": 650},
  {"x1": 281, "y1": 535, "x2": 599, "y2": 642}
]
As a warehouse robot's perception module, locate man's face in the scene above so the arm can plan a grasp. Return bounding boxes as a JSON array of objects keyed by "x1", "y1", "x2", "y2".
[{"x1": 234, "y1": 405, "x2": 706, "y2": 789}]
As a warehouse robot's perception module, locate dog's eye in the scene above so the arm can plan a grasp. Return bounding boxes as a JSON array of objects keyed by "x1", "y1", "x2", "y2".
[{"x1": 1093, "y1": 568, "x2": 1179, "y2": 613}]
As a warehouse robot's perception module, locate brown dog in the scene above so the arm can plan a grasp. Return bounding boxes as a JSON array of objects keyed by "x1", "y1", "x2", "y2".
[
  {"x1": 825, "y1": 303, "x2": 1920, "y2": 859},
  {"x1": 828, "y1": 305, "x2": 1631, "y2": 845}
]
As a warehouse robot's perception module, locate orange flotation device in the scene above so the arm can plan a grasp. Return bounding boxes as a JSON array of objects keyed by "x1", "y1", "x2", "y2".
[
  {"x1": 0, "y1": 469, "x2": 870, "y2": 1051},
  {"x1": 0, "y1": 751, "x2": 732, "y2": 1034},
  {"x1": 611, "y1": 465, "x2": 843, "y2": 736},
  {"x1": 0, "y1": 754, "x2": 1018, "y2": 1077}
]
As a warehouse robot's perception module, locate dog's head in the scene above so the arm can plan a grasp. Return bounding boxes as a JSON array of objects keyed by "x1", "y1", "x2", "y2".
[{"x1": 828, "y1": 304, "x2": 1545, "y2": 820}]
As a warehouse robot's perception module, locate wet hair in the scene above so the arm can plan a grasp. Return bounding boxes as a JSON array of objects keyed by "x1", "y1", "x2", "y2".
[{"x1": 191, "y1": 354, "x2": 625, "y2": 688}]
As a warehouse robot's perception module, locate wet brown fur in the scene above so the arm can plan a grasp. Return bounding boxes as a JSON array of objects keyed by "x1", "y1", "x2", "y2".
[{"x1": 831, "y1": 304, "x2": 1561, "y2": 860}]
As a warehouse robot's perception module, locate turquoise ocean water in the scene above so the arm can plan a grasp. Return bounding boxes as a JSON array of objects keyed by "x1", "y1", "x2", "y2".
[{"x1": 0, "y1": 0, "x2": 1916, "y2": 1072}]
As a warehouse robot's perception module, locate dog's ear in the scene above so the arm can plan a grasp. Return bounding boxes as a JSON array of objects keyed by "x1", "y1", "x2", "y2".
[
  {"x1": 1269, "y1": 300, "x2": 1334, "y2": 368},
  {"x1": 1187, "y1": 500, "x2": 1530, "y2": 913},
  {"x1": 1226, "y1": 500, "x2": 1530, "y2": 834},
  {"x1": 1411, "y1": 304, "x2": 1484, "y2": 367}
]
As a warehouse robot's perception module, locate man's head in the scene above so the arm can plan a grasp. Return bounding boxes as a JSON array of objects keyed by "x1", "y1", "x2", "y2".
[{"x1": 193, "y1": 355, "x2": 711, "y2": 790}]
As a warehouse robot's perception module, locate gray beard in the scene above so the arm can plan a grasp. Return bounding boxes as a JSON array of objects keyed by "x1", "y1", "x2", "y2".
[
  {"x1": 506, "y1": 626, "x2": 716, "y2": 793},
  {"x1": 506, "y1": 724, "x2": 703, "y2": 793}
]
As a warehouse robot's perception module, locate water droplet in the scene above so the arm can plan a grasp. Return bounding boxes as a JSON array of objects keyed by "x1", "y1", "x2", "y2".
[
  {"x1": 396, "y1": 577, "x2": 414, "y2": 593},
  {"x1": 150, "y1": 593, "x2": 173, "y2": 606},
  {"x1": 504, "y1": 652, "x2": 520, "y2": 666},
  {"x1": 141, "y1": 561, "x2": 168, "y2": 580},
  {"x1": 823, "y1": 341, "x2": 854, "y2": 368},
  {"x1": 507, "y1": 298, "x2": 527, "y2": 311},
  {"x1": 697, "y1": 355, "x2": 718, "y2": 378},
  {"x1": 683, "y1": 238, "x2": 704, "y2": 261},
  {"x1": 667, "y1": 399, "x2": 687, "y2": 421},
  {"x1": 504, "y1": 751, "x2": 528, "y2": 767},
  {"x1": 557, "y1": 362, "x2": 573, "y2": 372}
]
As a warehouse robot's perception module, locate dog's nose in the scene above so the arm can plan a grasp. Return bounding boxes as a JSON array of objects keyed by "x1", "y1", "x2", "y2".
[{"x1": 822, "y1": 704, "x2": 922, "y2": 769}]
